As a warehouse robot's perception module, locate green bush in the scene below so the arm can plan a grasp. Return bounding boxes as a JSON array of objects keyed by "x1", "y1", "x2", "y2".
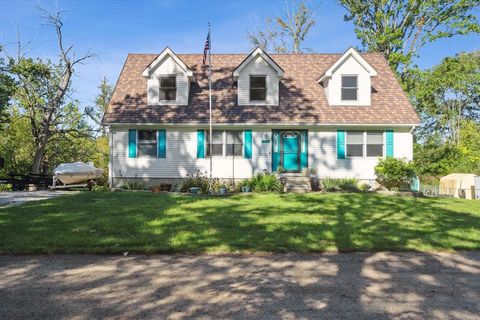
[
  {"x1": 0, "y1": 183, "x2": 13, "y2": 192},
  {"x1": 321, "y1": 177, "x2": 359, "y2": 192},
  {"x1": 181, "y1": 171, "x2": 210, "y2": 194},
  {"x1": 375, "y1": 157, "x2": 415, "y2": 191},
  {"x1": 359, "y1": 183, "x2": 371, "y2": 192},
  {"x1": 121, "y1": 180, "x2": 147, "y2": 191},
  {"x1": 241, "y1": 172, "x2": 283, "y2": 192},
  {"x1": 92, "y1": 185, "x2": 110, "y2": 192}
]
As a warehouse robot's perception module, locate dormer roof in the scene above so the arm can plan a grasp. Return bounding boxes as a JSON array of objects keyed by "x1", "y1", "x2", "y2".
[
  {"x1": 142, "y1": 47, "x2": 194, "y2": 80},
  {"x1": 233, "y1": 47, "x2": 284, "y2": 80},
  {"x1": 318, "y1": 47, "x2": 377, "y2": 83}
]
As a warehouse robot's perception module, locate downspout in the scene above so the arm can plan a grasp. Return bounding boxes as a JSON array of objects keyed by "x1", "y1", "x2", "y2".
[{"x1": 109, "y1": 126, "x2": 114, "y2": 188}]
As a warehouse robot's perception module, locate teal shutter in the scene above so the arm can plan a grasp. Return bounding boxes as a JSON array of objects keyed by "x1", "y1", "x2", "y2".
[
  {"x1": 272, "y1": 130, "x2": 280, "y2": 171},
  {"x1": 300, "y1": 130, "x2": 308, "y2": 169},
  {"x1": 386, "y1": 130, "x2": 394, "y2": 157},
  {"x1": 157, "y1": 129, "x2": 166, "y2": 158},
  {"x1": 197, "y1": 130, "x2": 205, "y2": 158},
  {"x1": 337, "y1": 130, "x2": 346, "y2": 159},
  {"x1": 244, "y1": 130, "x2": 252, "y2": 159},
  {"x1": 128, "y1": 129, "x2": 137, "y2": 158}
]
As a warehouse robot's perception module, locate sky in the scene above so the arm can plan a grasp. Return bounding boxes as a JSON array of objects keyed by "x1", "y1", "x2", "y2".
[{"x1": 0, "y1": 0, "x2": 479, "y2": 109}]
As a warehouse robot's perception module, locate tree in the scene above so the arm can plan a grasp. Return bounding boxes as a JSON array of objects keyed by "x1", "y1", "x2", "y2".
[
  {"x1": 6, "y1": 9, "x2": 94, "y2": 173},
  {"x1": 85, "y1": 76, "x2": 113, "y2": 133},
  {"x1": 410, "y1": 51, "x2": 480, "y2": 145},
  {"x1": 339, "y1": 0, "x2": 480, "y2": 78},
  {"x1": 0, "y1": 54, "x2": 16, "y2": 131},
  {"x1": 247, "y1": 1, "x2": 316, "y2": 53}
]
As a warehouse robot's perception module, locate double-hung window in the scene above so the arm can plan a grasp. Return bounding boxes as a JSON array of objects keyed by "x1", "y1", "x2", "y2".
[
  {"x1": 206, "y1": 130, "x2": 224, "y2": 156},
  {"x1": 341, "y1": 75, "x2": 358, "y2": 101},
  {"x1": 346, "y1": 131, "x2": 364, "y2": 157},
  {"x1": 366, "y1": 131, "x2": 384, "y2": 157},
  {"x1": 250, "y1": 76, "x2": 267, "y2": 101},
  {"x1": 346, "y1": 131, "x2": 385, "y2": 158},
  {"x1": 137, "y1": 130, "x2": 157, "y2": 157},
  {"x1": 160, "y1": 75, "x2": 176, "y2": 101},
  {"x1": 226, "y1": 131, "x2": 243, "y2": 156},
  {"x1": 206, "y1": 130, "x2": 244, "y2": 156}
]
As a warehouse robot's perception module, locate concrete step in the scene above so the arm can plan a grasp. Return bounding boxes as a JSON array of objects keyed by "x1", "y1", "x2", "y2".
[
  {"x1": 285, "y1": 186, "x2": 310, "y2": 193},
  {"x1": 284, "y1": 176, "x2": 310, "y2": 183}
]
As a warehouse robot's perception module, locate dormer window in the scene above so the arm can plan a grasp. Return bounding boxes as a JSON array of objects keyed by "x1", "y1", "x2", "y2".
[
  {"x1": 249, "y1": 76, "x2": 267, "y2": 101},
  {"x1": 341, "y1": 75, "x2": 358, "y2": 101},
  {"x1": 160, "y1": 75, "x2": 176, "y2": 101}
]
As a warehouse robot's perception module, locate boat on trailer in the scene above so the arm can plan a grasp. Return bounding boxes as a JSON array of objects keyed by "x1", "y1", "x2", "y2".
[{"x1": 51, "y1": 162, "x2": 103, "y2": 189}]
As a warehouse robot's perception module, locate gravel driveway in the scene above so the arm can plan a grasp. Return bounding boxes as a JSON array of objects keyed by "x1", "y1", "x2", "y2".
[
  {"x1": 0, "y1": 191, "x2": 75, "y2": 207},
  {"x1": 0, "y1": 252, "x2": 479, "y2": 319}
]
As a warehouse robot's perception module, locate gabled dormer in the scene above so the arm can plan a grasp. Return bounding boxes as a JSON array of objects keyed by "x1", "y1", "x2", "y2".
[
  {"x1": 318, "y1": 47, "x2": 377, "y2": 106},
  {"x1": 233, "y1": 47, "x2": 284, "y2": 106},
  {"x1": 142, "y1": 47, "x2": 195, "y2": 106}
]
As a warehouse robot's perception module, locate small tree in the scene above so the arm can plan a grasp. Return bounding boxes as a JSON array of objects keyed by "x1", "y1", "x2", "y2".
[
  {"x1": 247, "y1": 1, "x2": 317, "y2": 53},
  {"x1": 375, "y1": 157, "x2": 415, "y2": 191}
]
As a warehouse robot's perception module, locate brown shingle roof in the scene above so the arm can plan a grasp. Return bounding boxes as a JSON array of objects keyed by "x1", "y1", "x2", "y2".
[{"x1": 103, "y1": 53, "x2": 420, "y2": 125}]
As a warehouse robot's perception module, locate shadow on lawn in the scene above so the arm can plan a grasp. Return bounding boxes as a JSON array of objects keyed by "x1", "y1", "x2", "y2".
[
  {"x1": 0, "y1": 192, "x2": 479, "y2": 318},
  {"x1": 0, "y1": 192, "x2": 479, "y2": 253}
]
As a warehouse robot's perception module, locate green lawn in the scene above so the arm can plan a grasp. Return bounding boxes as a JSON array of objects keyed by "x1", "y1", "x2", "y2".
[{"x1": 0, "y1": 192, "x2": 479, "y2": 253}]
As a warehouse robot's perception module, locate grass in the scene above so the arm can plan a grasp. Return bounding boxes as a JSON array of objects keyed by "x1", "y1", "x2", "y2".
[{"x1": 0, "y1": 192, "x2": 479, "y2": 253}]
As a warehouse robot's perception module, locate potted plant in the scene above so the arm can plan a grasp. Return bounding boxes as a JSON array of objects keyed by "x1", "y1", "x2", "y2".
[
  {"x1": 189, "y1": 187, "x2": 200, "y2": 194},
  {"x1": 241, "y1": 184, "x2": 251, "y2": 193},
  {"x1": 219, "y1": 184, "x2": 228, "y2": 195}
]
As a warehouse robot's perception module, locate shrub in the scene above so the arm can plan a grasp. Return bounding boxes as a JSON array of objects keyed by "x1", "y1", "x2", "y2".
[
  {"x1": 242, "y1": 172, "x2": 283, "y2": 192},
  {"x1": 0, "y1": 183, "x2": 13, "y2": 192},
  {"x1": 375, "y1": 157, "x2": 415, "y2": 191},
  {"x1": 321, "y1": 177, "x2": 359, "y2": 192},
  {"x1": 181, "y1": 170, "x2": 210, "y2": 194},
  {"x1": 93, "y1": 185, "x2": 110, "y2": 192},
  {"x1": 359, "y1": 183, "x2": 371, "y2": 192},
  {"x1": 121, "y1": 180, "x2": 147, "y2": 191}
]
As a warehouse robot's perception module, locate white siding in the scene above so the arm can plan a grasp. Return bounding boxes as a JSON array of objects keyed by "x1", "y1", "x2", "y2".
[
  {"x1": 326, "y1": 55, "x2": 372, "y2": 106},
  {"x1": 111, "y1": 128, "x2": 270, "y2": 179},
  {"x1": 237, "y1": 55, "x2": 279, "y2": 106},
  {"x1": 308, "y1": 128, "x2": 413, "y2": 180},
  {"x1": 110, "y1": 127, "x2": 413, "y2": 181},
  {"x1": 147, "y1": 55, "x2": 189, "y2": 106},
  {"x1": 394, "y1": 131, "x2": 413, "y2": 160}
]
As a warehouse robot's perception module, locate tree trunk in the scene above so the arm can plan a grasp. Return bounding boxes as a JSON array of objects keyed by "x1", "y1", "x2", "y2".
[{"x1": 31, "y1": 131, "x2": 50, "y2": 174}]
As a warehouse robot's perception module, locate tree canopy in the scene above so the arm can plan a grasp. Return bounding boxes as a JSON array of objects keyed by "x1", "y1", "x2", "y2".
[{"x1": 340, "y1": 0, "x2": 480, "y2": 78}]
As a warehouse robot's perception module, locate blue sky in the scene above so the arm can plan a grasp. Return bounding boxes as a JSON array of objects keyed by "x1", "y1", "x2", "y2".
[{"x1": 1, "y1": 0, "x2": 479, "y2": 108}]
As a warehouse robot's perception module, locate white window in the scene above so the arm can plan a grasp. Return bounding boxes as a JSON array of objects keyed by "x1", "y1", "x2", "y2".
[
  {"x1": 346, "y1": 131, "x2": 385, "y2": 158},
  {"x1": 250, "y1": 76, "x2": 267, "y2": 101},
  {"x1": 366, "y1": 131, "x2": 384, "y2": 157},
  {"x1": 346, "y1": 131, "x2": 363, "y2": 157},
  {"x1": 206, "y1": 130, "x2": 223, "y2": 156},
  {"x1": 206, "y1": 130, "x2": 243, "y2": 156},
  {"x1": 137, "y1": 130, "x2": 157, "y2": 157},
  {"x1": 226, "y1": 131, "x2": 243, "y2": 156},
  {"x1": 160, "y1": 75, "x2": 176, "y2": 101},
  {"x1": 341, "y1": 75, "x2": 358, "y2": 101}
]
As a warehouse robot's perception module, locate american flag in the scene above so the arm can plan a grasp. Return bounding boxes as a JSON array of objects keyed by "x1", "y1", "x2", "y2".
[{"x1": 203, "y1": 31, "x2": 210, "y2": 67}]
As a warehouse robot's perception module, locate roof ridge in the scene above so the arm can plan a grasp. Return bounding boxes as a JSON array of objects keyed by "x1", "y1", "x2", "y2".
[{"x1": 127, "y1": 52, "x2": 383, "y2": 56}]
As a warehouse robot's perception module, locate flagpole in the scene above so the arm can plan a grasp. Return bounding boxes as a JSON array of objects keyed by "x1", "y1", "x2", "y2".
[{"x1": 208, "y1": 23, "x2": 213, "y2": 181}]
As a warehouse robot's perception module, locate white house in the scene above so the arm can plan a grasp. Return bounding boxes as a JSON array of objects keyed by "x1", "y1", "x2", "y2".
[{"x1": 103, "y1": 47, "x2": 420, "y2": 188}]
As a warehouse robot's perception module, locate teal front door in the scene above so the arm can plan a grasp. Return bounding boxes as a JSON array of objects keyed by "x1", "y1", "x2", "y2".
[{"x1": 282, "y1": 131, "x2": 300, "y2": 172}]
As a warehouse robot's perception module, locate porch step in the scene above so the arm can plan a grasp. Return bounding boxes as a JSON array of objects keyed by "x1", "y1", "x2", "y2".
[{"x1": 283, "y1": 176, "x2": 310, "y2": 193}]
